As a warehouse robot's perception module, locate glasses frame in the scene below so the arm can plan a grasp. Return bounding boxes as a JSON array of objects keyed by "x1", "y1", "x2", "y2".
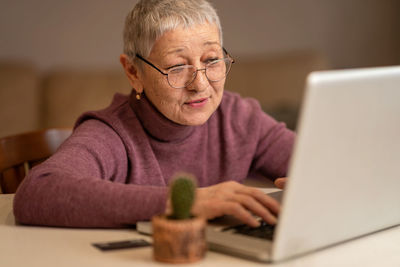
[{"x1": 135, "y1": 47, "x2": 235, "y2": 89}]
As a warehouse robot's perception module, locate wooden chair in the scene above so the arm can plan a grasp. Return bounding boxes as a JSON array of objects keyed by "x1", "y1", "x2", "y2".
[{"x1": 0, "y1": 128, "x2": 72, "y2": 194}]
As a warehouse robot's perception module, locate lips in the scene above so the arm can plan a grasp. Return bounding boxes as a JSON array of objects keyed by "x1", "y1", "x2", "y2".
[
  {"x1": 185, "y1": 98, "x2": 208, "y2": 104},
  {"x1": 185, "y1": 97, "x2": 209, "y2": 108}
]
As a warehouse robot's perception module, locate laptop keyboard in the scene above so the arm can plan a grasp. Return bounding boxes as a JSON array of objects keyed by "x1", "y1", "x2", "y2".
[{"x1": 222, "y1": 220, "x2": 276, "y2": 240}]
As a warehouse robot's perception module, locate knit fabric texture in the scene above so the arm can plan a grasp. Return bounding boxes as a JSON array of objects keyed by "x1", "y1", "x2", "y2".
[{"x1": 13, "y1": 90, "x2": 295, "y2": 227}]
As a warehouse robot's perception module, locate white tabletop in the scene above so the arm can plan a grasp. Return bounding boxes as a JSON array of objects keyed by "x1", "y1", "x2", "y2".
[{"x1": 1, "y1": 193, "x2": 400, "y2": 267}]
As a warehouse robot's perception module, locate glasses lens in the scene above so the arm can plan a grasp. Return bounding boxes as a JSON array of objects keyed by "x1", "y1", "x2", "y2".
[
  {"x1": 206, "y1": 58, "x2": 232, "y2": 82},
  {"x1": 167, "y1": 65, "x2": 196, "y2": 88},
  {"x1": 166, "y1": 57, "x2": 233, "y2": 88}
]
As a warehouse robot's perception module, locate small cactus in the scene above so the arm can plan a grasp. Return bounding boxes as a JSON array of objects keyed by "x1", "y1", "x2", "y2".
[{"x1": 169, "y1": 174, "x2": 196, "y2": 220}]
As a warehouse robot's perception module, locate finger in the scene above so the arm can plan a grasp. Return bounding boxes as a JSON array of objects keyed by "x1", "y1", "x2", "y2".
[
  {"x1": 274, "y1": 177, "x2": 287, "y2": 189},
  {"x1": 194, "y1": 183, "x2": 279, "y2": 225},
  {"x1": 192, "y1": 199, "x2": 257, "y2": 227},
  {"x1": 232, "y1": 194, "x2": 277, "y2": 225},
  {"x1": 235, "y1": 186, "x2": 281, "y2": 215},
  {"x1": 222, "y1": 202, "x2": 261, "y2": 227}
]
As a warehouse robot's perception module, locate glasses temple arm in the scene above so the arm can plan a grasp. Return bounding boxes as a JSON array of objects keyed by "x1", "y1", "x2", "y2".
[
  {"x1": 135, "y1": 54, "x2": 168, "y2": 75},
  {"x1": 223, "y1": 47, "x2": 235, "y2": 63}
]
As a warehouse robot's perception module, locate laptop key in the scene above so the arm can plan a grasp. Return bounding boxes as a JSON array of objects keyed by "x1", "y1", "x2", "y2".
[{"x1": 222, "y1": 221, "x2": 275, "y2": 240}]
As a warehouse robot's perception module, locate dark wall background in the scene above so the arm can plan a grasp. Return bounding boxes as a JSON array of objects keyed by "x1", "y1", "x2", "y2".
[{"x1": 1, "y1": 0, "x2": 399, "y2": 70}]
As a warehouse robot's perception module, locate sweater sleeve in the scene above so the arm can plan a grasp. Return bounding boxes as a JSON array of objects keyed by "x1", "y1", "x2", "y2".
[
  {"x1": 251, "y1": 110, "x2": 296, "y2": 179},
  {"x1": 223, "y1": 92, "x2": 296, "y2": 180},
  {"x1": 13, "y1": 120, "x2": 168, "y2": 228}
]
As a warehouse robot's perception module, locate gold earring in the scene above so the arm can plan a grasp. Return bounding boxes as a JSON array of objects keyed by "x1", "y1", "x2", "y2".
[{"x1": 136, "y1": 92, "x2": 141, "y2": 100}]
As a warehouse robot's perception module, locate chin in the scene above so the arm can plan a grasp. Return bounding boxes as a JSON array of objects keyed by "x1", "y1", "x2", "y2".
[{"x1": 177, "y1": 113, "x2": 212, "y2": 126}]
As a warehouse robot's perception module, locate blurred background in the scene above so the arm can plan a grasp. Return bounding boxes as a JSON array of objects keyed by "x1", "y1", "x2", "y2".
[{"x1": 1, "y1": 0, "x2": 400, "y2": 136}]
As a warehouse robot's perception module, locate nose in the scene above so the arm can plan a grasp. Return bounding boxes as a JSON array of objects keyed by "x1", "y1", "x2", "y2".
[{"x1": 186, "y1": 68, "x2": 208, "y2": 92}]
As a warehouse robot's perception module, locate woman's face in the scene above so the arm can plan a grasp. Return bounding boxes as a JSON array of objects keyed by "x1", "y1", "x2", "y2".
[{"x1": 138, "y1": 23, "x2": 225, "y2": 126}]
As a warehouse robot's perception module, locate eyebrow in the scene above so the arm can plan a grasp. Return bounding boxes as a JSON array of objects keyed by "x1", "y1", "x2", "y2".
[
  {"x1": 163, "y1": 41, "x2": 221, "y2": 56},
  {"x1": 203, "y1": 41, "x2": 221, "y2": 47},
  {"x1": 164, "y1": 48, "x2": 185, "y2": 56}
]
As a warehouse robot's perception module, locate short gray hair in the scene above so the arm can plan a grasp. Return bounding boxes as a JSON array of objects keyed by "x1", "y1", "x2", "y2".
[{"x1": 123, "y1": 0, "x2": 222, "y2": 65}]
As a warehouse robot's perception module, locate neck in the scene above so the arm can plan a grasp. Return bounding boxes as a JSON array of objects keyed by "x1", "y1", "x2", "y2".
[{"x1": 129, "y1": 91, "x2": 196, "y2": 142}]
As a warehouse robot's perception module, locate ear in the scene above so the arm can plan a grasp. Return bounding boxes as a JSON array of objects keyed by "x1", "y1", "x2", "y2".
[{"x1": 119, "y1": 54, "x2": 144, "y2": 93}]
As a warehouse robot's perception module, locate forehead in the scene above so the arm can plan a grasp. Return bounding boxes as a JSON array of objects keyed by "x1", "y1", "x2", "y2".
[{"x1": 149, "y1": 23, "x2": 221, "y2": 58}]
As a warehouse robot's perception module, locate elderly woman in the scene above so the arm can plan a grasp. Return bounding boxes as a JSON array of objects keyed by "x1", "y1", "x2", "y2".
[{"x1": 13, "y1": 0, "x2": 295, "y2": 228}]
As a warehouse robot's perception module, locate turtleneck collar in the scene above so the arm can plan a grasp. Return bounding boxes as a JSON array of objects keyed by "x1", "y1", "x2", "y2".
[{"x1": 129, "y1": 91, "x2": 196, "y2": 142}]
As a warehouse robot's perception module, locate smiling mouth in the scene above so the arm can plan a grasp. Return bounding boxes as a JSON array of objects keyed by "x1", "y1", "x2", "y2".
[
  {"x1": 185, "y1": 98, "x2": 208, "y2": 104},
  {"x1": 184, "y1": 97, "x2": 209, "y2": 107}
]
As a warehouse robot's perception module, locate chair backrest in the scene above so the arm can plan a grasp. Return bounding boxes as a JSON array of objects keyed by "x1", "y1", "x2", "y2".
[{"x1": 0, "y1": 128, "x2": 72, "y2": 194}]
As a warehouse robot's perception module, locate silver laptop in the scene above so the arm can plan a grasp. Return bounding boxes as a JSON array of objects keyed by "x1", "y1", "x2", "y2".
[{"x1": 137, "y1": 65, "x2": 400, "y2": 262}]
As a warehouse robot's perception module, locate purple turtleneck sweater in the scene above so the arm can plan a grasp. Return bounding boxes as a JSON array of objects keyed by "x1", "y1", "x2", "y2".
[{"x1": 13, "y1": 90, "x2": 295, "y2": 228}]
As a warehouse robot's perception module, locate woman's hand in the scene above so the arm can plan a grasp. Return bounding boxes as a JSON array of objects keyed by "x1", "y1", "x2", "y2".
[
  {"x1": 274, "y1": 177, "x2": 287, "y2": 189},
  {"x1": 191, "y1": 181, "x2": 280, "y2": 227}
]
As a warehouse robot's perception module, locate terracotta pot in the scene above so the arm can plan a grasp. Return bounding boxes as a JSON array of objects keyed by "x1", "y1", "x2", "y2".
[{"x1": 152, "y1": 215, "x2": 207, "y2": 263}]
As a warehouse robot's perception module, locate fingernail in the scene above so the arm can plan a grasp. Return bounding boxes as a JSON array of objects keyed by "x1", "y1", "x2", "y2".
[
  {"x1": 252, "y1": 220, "x2": 261, "y2": 227},
  {"x1": 270, "y1": 215, "x2": 277, "y2": 225}
]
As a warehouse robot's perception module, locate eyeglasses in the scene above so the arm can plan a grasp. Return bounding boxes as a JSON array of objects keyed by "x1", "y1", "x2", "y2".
[{"x1": 135, "y1": 48, "x2": 235, "y2": 89}]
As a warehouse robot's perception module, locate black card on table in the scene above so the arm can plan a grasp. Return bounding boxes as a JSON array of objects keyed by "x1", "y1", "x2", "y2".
[{"x1": 92, "y1": 239, "x2": 151, "y2": 251}]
